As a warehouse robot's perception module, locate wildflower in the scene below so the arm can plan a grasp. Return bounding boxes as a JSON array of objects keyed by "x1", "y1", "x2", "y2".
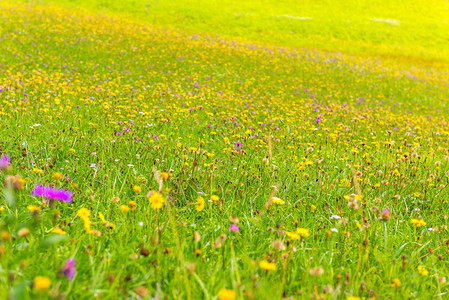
[
  {"x1": 229, "y1": 224, "x2": 239, "y2": 233},
  {"x1": 98, "y1": 212, "x2": 106, "y2": 222},
  {"x1": 418, "y1": 265, "x2": 429, "y2": 276},
  {"x1": 213, "y1": 234, "x2": 227, "y2": 248},
  {"x1": 27, "y1": 205, "x2": 41, "y2": 212},
  {"x1": 347, "y1": 297, "x2": 361, "y2": 300},
  {"x1": 34, "y1": 276, "x2": 51, "y2": 291},
  {"x1": 120, "y1": 205, "x2": 130, "y2": 213},
  {"x1": 0, "y1": 154, "x2": 11, "y2": 171},
  {"x1": 148, "y1": 192, "x2": 165, "y2": 209},
  {"x1": 161, "y1": 172, "x2": 170, "y2": 180},
  {"x1": 77, "y1": 208, "x2": 92, "y2": 233},
  {"x1": 309, "y1": 266, "x2": 324, "y2": 276},
  {"x1": 271, "y1": 197, "x2": 284, "y2": 205},
  {"x1": 311, "y1": 204, "x2": 316, "y2": 211},
  {"x1": 272, "y1": 240, "x2": 285, "y2": 250},
  {"x1": 218, "y1": 288, "x2": 236, "y2": 300},
  {"x1": 195, "y1": 196, "x2": 205, "y2": 211},
  {"x1": 5, "y1": 175, "x2": 25, "y2": 190},
  {"x1": 33, "y1": 168, "x2": 43, "y2": 174},
  {"x1": 411, "y1": 219, "x2": 426, "y2": 227},
  {"x1": 129, "y1": 200, "x2": 137, "y2": 208},
  {"x1": 211, "y1": 195, "x2": 220, "y2": 202},
  {"x1": 286, "y1": 232, "x2": 300, "y2": 240},
  {"x1": 32, "y1": 185, "x2": 74, "y2": 203},
  {"x1": 381, "y1": 208, "x2": 390, "y2": 220},
  {"x1": 53, "y1": 172, "x2": 63, "y2": 181},
  {"x1": 61, "y1": 258, "x2": 76, "y2": 280},
  {"x1": 69, "y1": 148, "x2": 75, "y2": 153},
  {"x1": 2, "y1": 231, "x2": 11, "y2": 241},
  {"x1": 51, "y1": 228, "x2": 66, "y2": 235},
  {"x1": 296, "y1": 228, "x2": 310, "y2": 237},
  {"x1": 259, "y1": 260, "x2": 276, "y2": 270},
  {"x1": 193, "y1": 231, "x2": 201, "y2": 242},
  {"x1": 391, "y1": 278, "x2": 401, "y2": 287},
  {"x1": 133, "y1": 185, "x2": 142, "y2": 193},
  {"x1": 18, "y1": 228, "x2": 30, "y2": 237}
]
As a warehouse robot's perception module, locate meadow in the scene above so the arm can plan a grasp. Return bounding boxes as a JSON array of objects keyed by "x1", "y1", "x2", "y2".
[{"x1": 0, "y1": 0, "x2": 449, "y2": 299}]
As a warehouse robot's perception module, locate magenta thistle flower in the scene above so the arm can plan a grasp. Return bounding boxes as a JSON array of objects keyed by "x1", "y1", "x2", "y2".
[
  {"x1": 0, "y1": 154, "x2": 11, "y2": 171},
  {"x1": 61, "y1": 258, "x2": 76, "y2": 280},
  {"x1": 32, "y1": 185, "x2": 74, "y2": 203},
  {"x1": 229, "y1": 223, "x2": 240, "y2": 233}
]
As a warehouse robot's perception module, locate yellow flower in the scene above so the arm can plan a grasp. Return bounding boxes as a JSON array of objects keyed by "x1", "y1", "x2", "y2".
[
  {"x1": 411, "y1": 219, "x2": 426, "y2": 227},
  {"x1": 77, "y1": 208, "x2": 92, "y2": 233},
  {"x1": 0, "y1": 207, "x2": 4, "y2": 212},
  {"x1": 120, "y1": 205, "x2": 130, "y2": 213},
  {"x1": 69, "y1": 148, "x2": 75, "y2": 153},
  {"x1": 34, "y1": 276, "x2": 51, "y2": 291},
  {"x1": 148, "y1": 192, "x2": 165, "y2": 209},
  {"x1": 286, "y1": 232, "x2": 300, "y2": 240},
  {"x1": 296, "y1": 228, "x2": 310, "y2": 238},
  {"x1": 211, "y1": 195, "x2": 220, "y2": 202},
  {"x1": 391, "y1": 278, "x2": 401, "y2": 287},
  {"x1": 18, "y1": 178, "x2": 26, "y2": 187},
  {"x1": 133, "y1": 186, "x2": 142, "y2": 193},
  {"x1": 418, "y1": 265, "x2": 429, "y2": 276},
  {"x1": 259, "y1": 260, "x2": 276, "y2": 270},
  {"x1": 51, "y1": 228, "x2": 66, "y2": 235},
  {"x1": 311, "y1": 204, "x2": 316, "y2": 211},
  {"x1": 272, "y1": 197, "x2": 284, "y2": 205},
  {"x1": 98, "y1": 212, "x2": 106, "y2": 222},
  {"x1": 218, "y1": 288, "x2": 236, "y2": 300},
  {"x1": 196, "y1": 196, "x2": 205, "y2": 211},
  {"x1": 77, "y1": 208, "x2": 90, "y2": 219},
  {"x1": 347, "y1": 297, "x2": 361, "y2": 300},
  {"x1": 33, "y1": 168, "x2": 43, "y2": 174},
  {"x1": 161, "y1": 172, "x2": 170, "y2": 180},
  {"x1": 1, "y1": 231, "x2": 11, "y2": 241},
  {"x1": 129, "y1": 200, "x2": 137, "y2": 208},
  {"x1": 27, "y1": 205, "x2": 41, "y2": 212},
  {"x1": 53, "y1": 172, "x2": 62, "y2": 181}
]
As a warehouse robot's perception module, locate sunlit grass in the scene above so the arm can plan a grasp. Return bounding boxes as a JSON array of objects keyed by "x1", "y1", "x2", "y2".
[{"x1": 0, "y1": 1, "x2": 448, "y2": 299}]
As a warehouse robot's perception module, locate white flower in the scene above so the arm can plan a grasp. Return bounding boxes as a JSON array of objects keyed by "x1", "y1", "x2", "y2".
[{"x1": 330, "y1": 215, "x2": 341, "y2": 220}]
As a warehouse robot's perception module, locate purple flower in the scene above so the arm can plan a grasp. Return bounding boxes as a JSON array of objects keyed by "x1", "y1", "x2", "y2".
[
  {"x1": 315, "y1": 117, "x2": 322, "y2": 123},
  {"x1": 61, "y1": 258, "x2": 76, "y2": 280},
  {"x1": 229, "y1": 224, "x2": 240, "y2": 233},
  {"x1": 0, "y1": 154, "x2": 10, "y2": 171},
  {"x1": 32, "y1": 185, "x2": 74, "y2": 203}
]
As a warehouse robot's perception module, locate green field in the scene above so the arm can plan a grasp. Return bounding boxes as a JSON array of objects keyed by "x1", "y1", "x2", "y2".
[
  {"x1": 22, "y1": 0, "x2": 449, "y2": 66},
  {"x1": 1, "y1": 0, "x2": 449, "y2": 299}
]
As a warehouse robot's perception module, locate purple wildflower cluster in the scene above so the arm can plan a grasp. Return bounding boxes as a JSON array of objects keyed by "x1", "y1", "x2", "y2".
[{"x1": 32, "y1": 185, "x2": 74, "y2": 203}]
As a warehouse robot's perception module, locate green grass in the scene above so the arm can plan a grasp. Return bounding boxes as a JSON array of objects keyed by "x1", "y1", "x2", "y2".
[
  {"x1": 21, "y1": 0, "x2": 449, "y2": 66},
  {"x1": 0, "y1": 1, "x2": 448, "y2": 299}
]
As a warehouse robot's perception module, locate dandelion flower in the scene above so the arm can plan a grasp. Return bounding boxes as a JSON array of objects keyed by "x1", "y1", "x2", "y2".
[
  {"x1": 148, "y1": 192, "x2": 165, "y2": 209},
  {"x1": 34, "y1": 276, "x2": 51, "y2": 291},
  {"x1": 218, "y1": 288, "x2": 236, "y2": 300},
  {"x1": 259, "y1": 260, "x2": 276, "y2": 270},
  {"x1": 296, "y1": 228, "x2": 310, "y2": 237},
  {"x1": 411, "y1": 219, "x2": 426, "y2": 227},
  {"x1": 271, "y1": 197, "x2": 284, "y2": 205},
  {"x1": 120, "y1": 205, "x2": 130, "y2": 213},
  {"x1": 195, "y1": 196, "x2": 205, "y2": 211}
]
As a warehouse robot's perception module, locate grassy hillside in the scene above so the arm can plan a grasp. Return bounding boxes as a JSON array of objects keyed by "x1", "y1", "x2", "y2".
[
  {"x1": 19, "y1": 0, "x2": 449, "y2": 66},
  {"x1": 0, "y1": 1, "x2": 448, "y2": 299}
]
